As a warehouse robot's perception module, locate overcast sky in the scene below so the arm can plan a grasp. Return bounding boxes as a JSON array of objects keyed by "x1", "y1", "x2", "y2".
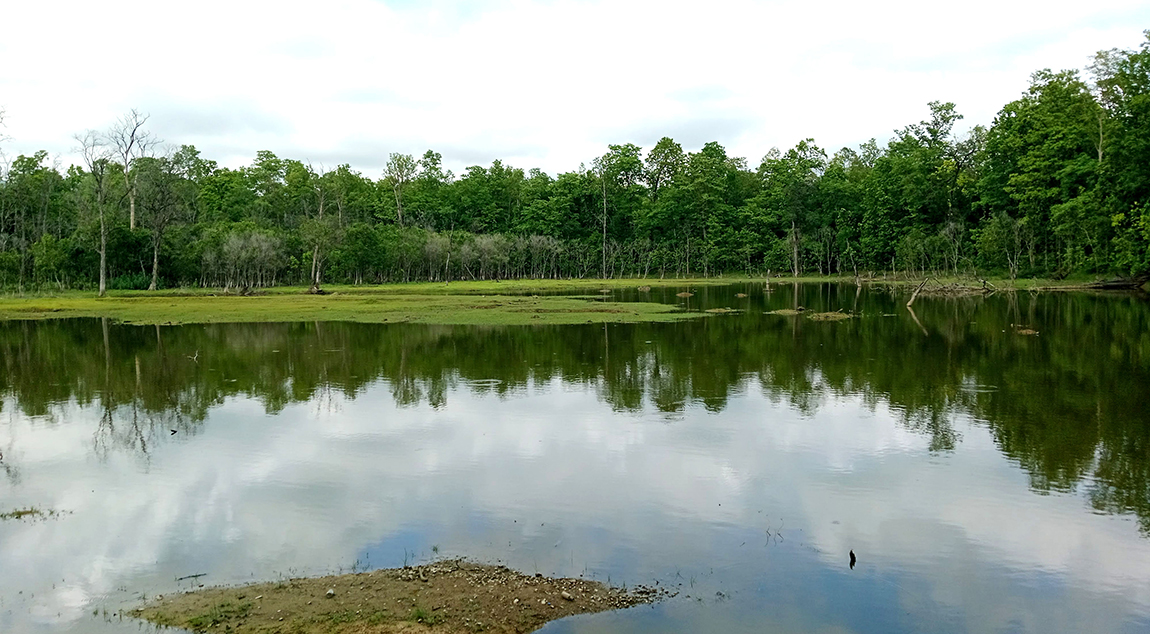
[{"x1": 1, "y1": 0, "x2": 1148, "y2": 177}]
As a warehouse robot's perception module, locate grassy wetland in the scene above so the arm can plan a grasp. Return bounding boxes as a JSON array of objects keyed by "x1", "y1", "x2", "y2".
[
  {"x1": 0, "y1": 279, "x2": 721, "y2": 326},
  {"x1": 0, "y1": 275, "x2": 1133, "y2": 327}
]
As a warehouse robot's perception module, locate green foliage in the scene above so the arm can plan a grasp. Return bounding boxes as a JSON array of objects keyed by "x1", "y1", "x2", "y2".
[
  {"x1": 31, "y1": 234, "x2": 69, "y2": 286},
  {"x1": 0, "y1": 251, "x2": 21, "y2": 286},
  {"x1": 107, "y1": 273, "x2": 152, "y2": 290},
  {"x1": 1110, "y1": 202, "x2": 1150, "y2": 274},
  {"x1": 1, "y1": 34, "x2": 1148, "y2": 289}
]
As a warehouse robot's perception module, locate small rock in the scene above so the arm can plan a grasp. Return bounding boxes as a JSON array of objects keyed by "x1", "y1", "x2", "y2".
[
  {"x1": 326, "y1": 588, "x2": 335, "y2": 598},
  {"x1": 561, "y1": 591, "x2": 574, "y2": 601}
]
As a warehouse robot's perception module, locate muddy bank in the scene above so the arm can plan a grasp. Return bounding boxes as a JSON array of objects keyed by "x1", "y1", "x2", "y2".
[{"x1": 132, "y1": 559, "x2": 669, "y2": 633}]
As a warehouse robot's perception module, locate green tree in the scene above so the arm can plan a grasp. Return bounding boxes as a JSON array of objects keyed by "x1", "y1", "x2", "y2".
[{"x1": 384, "y1": 153, "x2": 417, "y2": 225}]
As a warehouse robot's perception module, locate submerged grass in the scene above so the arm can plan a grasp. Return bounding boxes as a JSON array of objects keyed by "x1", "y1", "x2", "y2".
[
  {"x1": 807, "y1": 311, "x2": 854, "y2": 321},
  {"x1": 765, "y1": 309, "x2": 854, "y2": 321}
]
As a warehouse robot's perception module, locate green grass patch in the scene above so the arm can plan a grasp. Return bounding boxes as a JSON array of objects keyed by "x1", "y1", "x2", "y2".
[
  {"x1": 0, "y1": 275, "x2": 1114, "y2": 327},
  {"x1": 0, "y1": 289, "x2": 700, "y2": 326},
  {"x1": 408, "y1": 605, "x2": 443, "y2": 625},
  {"x1": 185, "y1": 601, "x2": 252, "y2": 630}
]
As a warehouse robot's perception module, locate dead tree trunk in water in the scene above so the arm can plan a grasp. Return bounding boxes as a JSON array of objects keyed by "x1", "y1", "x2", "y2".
[
  {"x1": 907, "y1": 278, "x2": 930, "y2": 307},
  {"x1": 1083, "y1": 273, "x2": 1150, "y2": 290}
]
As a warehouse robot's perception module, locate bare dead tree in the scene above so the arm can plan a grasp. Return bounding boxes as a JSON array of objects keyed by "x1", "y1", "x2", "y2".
[
  {"x1": 0, "y1": 107, "x2": 9, "y2": 150},
  {"x1": 108, "y1": 109, "x2": 156, "y2": 231},
  {"x1": 306, "y1": 162, "x2": 337, "y2": 292},
  {"x1": 601, "y1": 169, "x2": 608, "y2": 279},
  {"x1": 0, "y1": 107, "x2": 10, "y2": 184}
]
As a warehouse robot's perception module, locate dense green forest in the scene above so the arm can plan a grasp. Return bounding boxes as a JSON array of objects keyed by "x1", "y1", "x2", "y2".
[{"x1": 1, "y1": 35, "x2": 1148, "y2": 293}]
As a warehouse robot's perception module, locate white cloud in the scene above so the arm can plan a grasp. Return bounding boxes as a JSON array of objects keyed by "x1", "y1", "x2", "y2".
[{"x1": 0, "y1": 1, "x2": 1147, "y2": 175}]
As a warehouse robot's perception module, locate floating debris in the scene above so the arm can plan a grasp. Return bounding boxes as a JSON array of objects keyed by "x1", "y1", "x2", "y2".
[
  {"x1": 959, "y1": 384, "x2": 999, "y2": 393},
  {"x1": 808, "y1": 311, "x2": 853, "y2": 322},
  {"x1": 0, "y1": 507, "x2": 70, "y2": 522}
]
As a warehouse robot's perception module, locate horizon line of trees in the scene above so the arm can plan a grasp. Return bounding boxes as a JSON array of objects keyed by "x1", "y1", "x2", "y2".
[{"x1": 0, "y1": 33, "x2": 1148, "y2": 294}]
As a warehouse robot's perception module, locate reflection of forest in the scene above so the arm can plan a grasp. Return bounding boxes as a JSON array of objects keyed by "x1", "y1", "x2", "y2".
[{"x1": 1, "y1": 285, "x2": 1148, "y2": 532}]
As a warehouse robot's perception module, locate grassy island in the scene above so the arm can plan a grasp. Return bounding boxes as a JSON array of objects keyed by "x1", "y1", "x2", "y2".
[
  {"x1": 0, "y1": 279, "x2": 721, "y2": 326},
  {"x1": 132, "y1": 560, "x2": 667, "y2": 634}
]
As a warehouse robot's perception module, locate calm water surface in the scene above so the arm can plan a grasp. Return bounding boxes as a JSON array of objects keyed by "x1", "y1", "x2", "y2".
[{"x1": 1, "y1": 284, "x2": 1149, "y2": 633}]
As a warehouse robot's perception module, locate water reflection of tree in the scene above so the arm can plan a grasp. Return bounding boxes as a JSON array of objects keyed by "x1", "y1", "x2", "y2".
[{"x1": 0, "y1": 286, "x2": 1147, "y2": 532}]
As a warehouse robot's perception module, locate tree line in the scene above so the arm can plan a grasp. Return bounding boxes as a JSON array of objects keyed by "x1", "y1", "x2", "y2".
[{"x1": 0, "y1": 34, "x2": 1147, "y2": 293}]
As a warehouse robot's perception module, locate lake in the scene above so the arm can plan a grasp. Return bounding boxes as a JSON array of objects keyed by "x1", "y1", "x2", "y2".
[{"x1": 1, "y1": 283, "x2": 1149, "y2": 633}]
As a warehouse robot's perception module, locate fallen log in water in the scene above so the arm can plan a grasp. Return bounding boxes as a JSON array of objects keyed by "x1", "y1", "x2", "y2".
[{"x1": 1081, "y1": 273, "x2": 1150, "y2": 290}]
